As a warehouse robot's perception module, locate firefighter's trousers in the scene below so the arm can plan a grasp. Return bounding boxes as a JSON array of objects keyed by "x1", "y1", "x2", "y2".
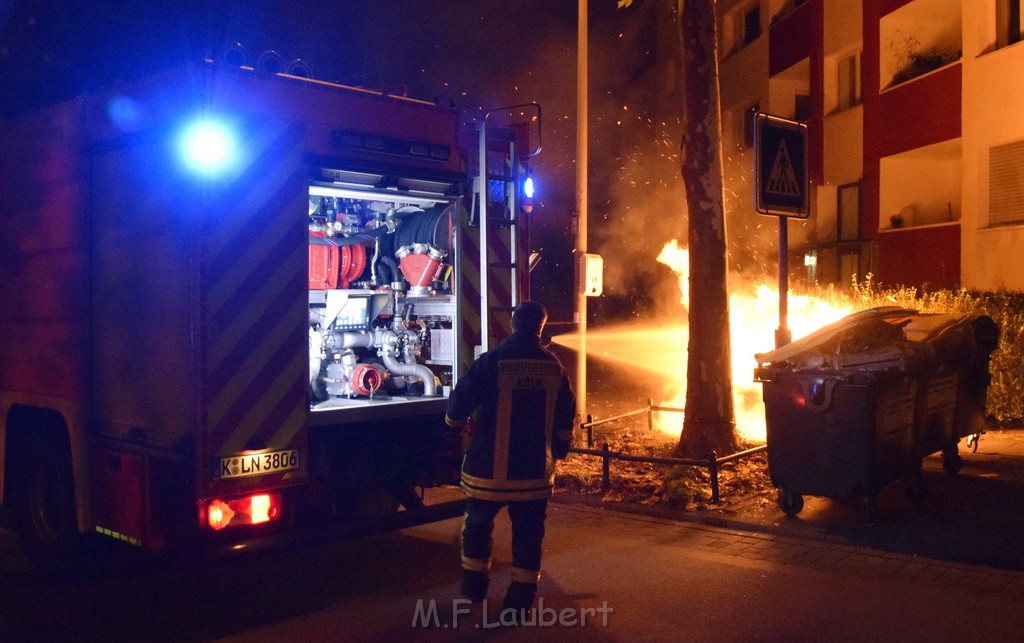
[{"x1": 461, "y1": 497, "x2": 548, "y2": 584}]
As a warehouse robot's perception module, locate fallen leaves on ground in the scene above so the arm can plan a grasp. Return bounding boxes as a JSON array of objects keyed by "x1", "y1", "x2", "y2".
[{"x1": 555, "y1": 419, "x2": 774, "y2": 512}]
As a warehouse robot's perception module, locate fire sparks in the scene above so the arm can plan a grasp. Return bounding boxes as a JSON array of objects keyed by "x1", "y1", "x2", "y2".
[{"x1": 554, "y1": 241, "x2": 852, "y2": 443}]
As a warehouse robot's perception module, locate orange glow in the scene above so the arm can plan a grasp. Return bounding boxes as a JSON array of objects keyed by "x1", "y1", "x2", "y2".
[{"x1": 553, "y1": 240, "x2": 851, "y2": 442}]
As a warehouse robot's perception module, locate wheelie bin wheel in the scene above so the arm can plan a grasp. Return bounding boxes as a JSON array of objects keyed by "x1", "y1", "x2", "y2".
[
  {"x1": 942, "y1": 448, "x2": 963, "y2": 475},
  {"x1": 777, "y1": 489, "x2": 804, "y2": 516}
]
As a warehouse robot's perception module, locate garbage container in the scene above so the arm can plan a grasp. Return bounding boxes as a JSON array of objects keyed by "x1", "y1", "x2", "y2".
[
  {"x1": 754, "y1": 307, "x2": 998, "y2": 516},
  {"x1": 903, "y1": 313, "x2": 1000, "y2": 473}
]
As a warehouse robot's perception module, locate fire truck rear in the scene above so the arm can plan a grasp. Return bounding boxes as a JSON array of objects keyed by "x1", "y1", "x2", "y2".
[{"x1": 0, "y1": 62, "x2": 538, "y2": 564}]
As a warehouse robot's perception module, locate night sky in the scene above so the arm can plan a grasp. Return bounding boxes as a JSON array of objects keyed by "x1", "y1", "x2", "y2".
[{"x1": 1, "y1": 0, "x2": 695, "y2": 324}]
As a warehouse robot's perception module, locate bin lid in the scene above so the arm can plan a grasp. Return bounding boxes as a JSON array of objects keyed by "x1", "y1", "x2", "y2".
[
  {"x1": 755, "y1": 307, "x2": 925, "y2": 372},
  {"x1": 902, "y1": 312, "x2": 972, "y2": 343}
]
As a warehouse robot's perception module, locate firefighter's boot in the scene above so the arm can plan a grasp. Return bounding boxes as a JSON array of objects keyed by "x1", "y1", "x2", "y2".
[
  {"x1": 460, "y1": 569, "x2": 489, "y2": 602},
  {"x1": 502, "y1": 581, "x2": 537, "y2": 612}
]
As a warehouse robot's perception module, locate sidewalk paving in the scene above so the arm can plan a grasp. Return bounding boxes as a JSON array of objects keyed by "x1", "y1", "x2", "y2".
[{"x1": 558, "y1": 429, "x2": 1024, "y2": 571}]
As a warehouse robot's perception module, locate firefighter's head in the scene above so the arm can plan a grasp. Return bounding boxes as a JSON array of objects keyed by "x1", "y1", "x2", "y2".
[{"x1": 512, "y1": 300, "x2": 548, "y2": 337}]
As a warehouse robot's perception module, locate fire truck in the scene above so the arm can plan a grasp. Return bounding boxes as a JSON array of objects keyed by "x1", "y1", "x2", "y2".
[{"x1": 0, "y1": 61, "x2": 540, "y2": 564}]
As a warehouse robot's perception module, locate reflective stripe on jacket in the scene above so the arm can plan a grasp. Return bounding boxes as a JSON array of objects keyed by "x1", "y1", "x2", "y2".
[{"x1": 446, "y1": 331, "x2": 576, "y2": 502}]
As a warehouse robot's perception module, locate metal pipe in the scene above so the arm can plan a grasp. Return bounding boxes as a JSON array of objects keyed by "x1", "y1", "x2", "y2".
[
  {"x1": 716, "y1": 444, "x2": 768, "y2": 464},
  {"x1": 580, "y1": 407, "x2": 649, "y2": 429},
  {"x1": 601, "y1": 442, "x2": 610, "y2": 492},
  {"x1": 325, "y1": 331, "x2": 374, "y2": 349},
  {"x1": 570, "y1": 447, "x2": 712, "y2": 468},
  {"x1": 509, "y1": 137, "x2": 519, "y2": 307},
  {"x1": 381, "y1": 349, "x2": 437, "y2": 396},
  {"x1": 380, "y1": 333, "x2": 437, "y2": 396},
  {"x1": 371, "y1": 236, "x2": 382, "y2": 285},
  {"x1": 451, "y1": 227, "x2": 462, "y2": 387},
  {"x1": 776, "y1": 217, "x2": 792, "y2": 348},
  {"x1": 575, "y1": 0, "x2": 589, "y2": 423},
  {"x1": 709, "y1": 451, "x2": 720, "y2": 504},
  {"x1": 478, "y1": 118, "x2": 489, "y2": 355}
]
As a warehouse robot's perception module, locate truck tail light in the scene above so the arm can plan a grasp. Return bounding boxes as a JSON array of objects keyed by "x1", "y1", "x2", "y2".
[{"x1": 205, "y1": 493, "x2": 282, "y2": 531}]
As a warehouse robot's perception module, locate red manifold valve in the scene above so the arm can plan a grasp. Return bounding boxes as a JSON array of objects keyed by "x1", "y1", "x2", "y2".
[
  {"x1": 351, "y1": 363, "x2": 389, "y2": 396},
  {"x1": 205, "y1": 492, "x2": 283, "y2": 531},
  {"x1": 396, "y1": 243, "x2": 446, "y2": 296}
]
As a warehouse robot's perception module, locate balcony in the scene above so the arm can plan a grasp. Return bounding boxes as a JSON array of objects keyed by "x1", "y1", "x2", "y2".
[
  {"x1": 880, "y1": 0, "x2": 962, "y2": 92},
  {"x1": 879, "y1": 138, "x2": 961, "y2": 231}
]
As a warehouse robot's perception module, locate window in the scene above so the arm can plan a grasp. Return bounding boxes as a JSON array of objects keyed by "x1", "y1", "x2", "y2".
[
  {"x1": 743, "y1": 4, "x2": 762, "y2": 46},
  {"x1": 794, "y1": 94, "x2": 811, "y2": 122},
  {"x1": 837, "y1": 53, "x2": 860, "y2": 110},
  {"x1": 741, "y1": 102, "x2": 760, "y2": 148},
  {"x1": 997, "y1": 0, "x2": 1024, "y2": 49},
  {"x1": 990, "y1": 139, "x2": 1024, "y2": 226},
  {"x1": 837, "y1": 182, "x2": 861, "y2": 241},
  {"x1": 724, "y1": 2, "x2": 762, "y2": 56}
]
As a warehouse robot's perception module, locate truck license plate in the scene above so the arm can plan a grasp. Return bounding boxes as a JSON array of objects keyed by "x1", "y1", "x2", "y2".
[{"x1": 218, "y1": 450, "x2": 299, "y2": 479}]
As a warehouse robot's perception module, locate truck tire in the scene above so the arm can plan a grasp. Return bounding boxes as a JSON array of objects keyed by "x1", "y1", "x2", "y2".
[{"x1": 13, "y1": 432, "x2": 79, "y2": 569}]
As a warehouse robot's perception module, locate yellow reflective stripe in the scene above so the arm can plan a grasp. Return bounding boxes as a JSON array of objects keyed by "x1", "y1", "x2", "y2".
[
  {"x1": 446, "y1": 415, "x2": 467, "y2": 428},
  {"x1": 462, "y1": 471, "x2": 552, "y2": 490},
  {"x1": 461, "y1": 483, "x2": 552, "y2": 502},
  {"x1": 461, "y1": 555, "x2": 491, "y2": 573},
  {"x1": 543, "y1": 375, "x2": 557, "y2": 473},
  {"x1": 493, "y1": 377, "x2": 513, "y2": 482},
  {"x1": 95, "y1": 526, "x2": 141, "y2": 547},
  {"x1": 511, "y1": 567, "x2": 541, "y2": 584}
]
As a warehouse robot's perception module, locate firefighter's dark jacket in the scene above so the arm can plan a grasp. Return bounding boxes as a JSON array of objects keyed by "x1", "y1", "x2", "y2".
[{"x1": 445, "y1": 331, "x2": 576, "y2": 502}]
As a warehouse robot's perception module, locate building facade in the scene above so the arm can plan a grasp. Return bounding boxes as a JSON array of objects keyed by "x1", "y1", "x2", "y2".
[{"x1": 716, "y1": 0, "x2": 1024, "y2": 291}]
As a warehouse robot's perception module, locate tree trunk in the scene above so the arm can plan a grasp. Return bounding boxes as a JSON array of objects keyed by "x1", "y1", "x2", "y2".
[{"x1": 676, "y1": 0, "x2": 738, "y2": 458}]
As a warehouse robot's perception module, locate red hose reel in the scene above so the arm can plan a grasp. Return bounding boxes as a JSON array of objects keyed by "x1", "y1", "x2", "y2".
[{"x1": 309, "y1": 233, "x2": 367, "y2": 289}]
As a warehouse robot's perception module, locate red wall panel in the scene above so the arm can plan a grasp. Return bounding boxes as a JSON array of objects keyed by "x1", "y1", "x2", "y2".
[
  {"x1": 769, "y1": 1, "x2": 813, "y2": 76},
  {"x1": 875, "y1": 64, "x2": 961, "y2": 159},
  {"x1": 876, "y1": 225, "x2": 961, "y2": 289}
]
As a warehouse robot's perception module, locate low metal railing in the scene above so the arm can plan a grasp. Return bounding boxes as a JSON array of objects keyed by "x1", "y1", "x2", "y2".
[{"x1": 569, "y1": 399, "x2": 767, "y2": 504}]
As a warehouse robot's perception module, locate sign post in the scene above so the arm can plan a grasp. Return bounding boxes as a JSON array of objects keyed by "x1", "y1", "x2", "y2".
[{"x1": 754, "y1": 113, "x2": 809, "y2": 348}]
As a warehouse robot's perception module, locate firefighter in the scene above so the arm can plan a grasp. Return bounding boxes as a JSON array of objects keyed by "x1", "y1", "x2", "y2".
[{"x1": 445, "y1": 300, "x2": 576, "y2": 613}]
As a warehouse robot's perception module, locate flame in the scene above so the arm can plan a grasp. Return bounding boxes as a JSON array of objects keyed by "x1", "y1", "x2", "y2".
[
  {"x1": 666, "y1": 243, "x2": 853, "y2": 441},
  {"x1": 555, "y1": 241, "x2": 851, "y2": 443},
  {"x1": 656, "y1": 239, "x2": 689, "y2": 305}
]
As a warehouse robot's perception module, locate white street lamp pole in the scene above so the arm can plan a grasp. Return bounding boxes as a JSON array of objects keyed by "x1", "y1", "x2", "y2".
[{"x1": 575, "y1": 0, "x2": 589, "y2": 420}]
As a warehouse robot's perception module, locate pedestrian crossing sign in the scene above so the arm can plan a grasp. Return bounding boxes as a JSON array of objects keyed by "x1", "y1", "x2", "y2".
[{"x1": 754, "y1": 113, "x2": 809, "y2": 218}]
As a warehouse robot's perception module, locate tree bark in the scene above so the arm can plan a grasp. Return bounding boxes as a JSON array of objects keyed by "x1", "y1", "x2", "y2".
[{"x1": 677, "y1": 0, "x2": 738, "y2": 458}]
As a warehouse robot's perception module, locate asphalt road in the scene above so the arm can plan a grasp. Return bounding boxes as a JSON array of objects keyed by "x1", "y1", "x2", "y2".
[{"x1": 1, "y1": 501, "x2": 1022, "y2": 642}]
